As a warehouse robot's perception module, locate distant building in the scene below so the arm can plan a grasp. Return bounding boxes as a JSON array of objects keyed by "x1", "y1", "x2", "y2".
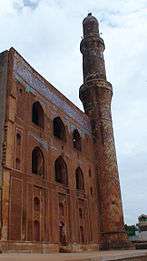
[
  {"x1": 138, "y1": 215, "x2": 147, "y2": 232},
  {"x1": 136, "y1": 215, "x2": 147, "y2": 241}
]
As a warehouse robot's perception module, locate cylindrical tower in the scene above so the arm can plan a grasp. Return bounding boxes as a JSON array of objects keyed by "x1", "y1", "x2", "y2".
[{"x1": 79, "y1": 13, "x2": 129, "y2": 249}]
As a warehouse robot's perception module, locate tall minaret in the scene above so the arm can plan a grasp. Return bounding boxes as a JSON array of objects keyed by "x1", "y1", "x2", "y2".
[{"x1": 79, "y1": 13, "x2": 129, "y2": 249}]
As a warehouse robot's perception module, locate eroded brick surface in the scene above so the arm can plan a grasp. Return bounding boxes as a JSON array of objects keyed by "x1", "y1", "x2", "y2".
[{"x1": 0, "y1": 14, "x2": 130, "y2": 252}]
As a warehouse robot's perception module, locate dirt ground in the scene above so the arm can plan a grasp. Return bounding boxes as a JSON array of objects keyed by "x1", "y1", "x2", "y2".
[{"x1": 0, "y1": 250, "x2": 147, "y2": 261}]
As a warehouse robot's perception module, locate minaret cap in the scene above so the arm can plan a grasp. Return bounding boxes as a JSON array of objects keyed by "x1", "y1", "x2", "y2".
[{"x1": 83, "y1": 13, "x2": 99, "y2": 36}]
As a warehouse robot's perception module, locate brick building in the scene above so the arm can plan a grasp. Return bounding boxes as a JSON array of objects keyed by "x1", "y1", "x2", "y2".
[{"x1": 0, "y1": 13, "x2": 129, "y2": 252}]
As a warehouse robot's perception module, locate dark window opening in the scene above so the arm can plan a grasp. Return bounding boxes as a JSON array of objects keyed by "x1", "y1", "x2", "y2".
[
  {"x1": 89, "y1": 168, "x2": 91, "y2": 177},
  {"x1": 32, "y1": 101, "x2": 44, "y2": 128},
  {"x1": 32, "y1": 147, "x2": 44, "y2": 176},
  {"x1": 34, "y1": 197, "x2": 40, "y2": 211},
  {"x1": 79, "y1": 208, "x2": 83, "y2": 219},
  {"x1": 59, "y1": 202, "x2": 64, "y2": 216},
  {"x1": 90, "y1": 187, "x2": 93, "y2": 196},
  {"x1": 16, "y1": 158, "x2": 20, "y2": 170},
  {"x1": 16, "y1": 133, "x2": 21, "y2": 146},
  {"x1": 53, "y1": 117, "x2": 66, "y2": 141},
  {"x1": 55, "y1": 156, "x2": 68, "y2": 186},
  {"x1": 73, "y1": 129, "x2": 81, "y2": 151},
  {"x1": 76, "y1": 167, "x2": 84, "y2": 190}
]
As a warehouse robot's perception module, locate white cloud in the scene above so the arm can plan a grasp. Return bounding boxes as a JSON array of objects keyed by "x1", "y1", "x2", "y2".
[{"x1": 0, "y1": 0, "x2": 147, "y2": 225}]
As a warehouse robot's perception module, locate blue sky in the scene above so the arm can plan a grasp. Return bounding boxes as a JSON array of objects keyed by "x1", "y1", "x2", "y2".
[{"x1": 0, "y1": 0, "x2": 147, "y2": 225}]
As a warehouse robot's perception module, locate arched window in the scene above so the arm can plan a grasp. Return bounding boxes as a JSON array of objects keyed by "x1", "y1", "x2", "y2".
[
  {"x1": 34, "y1": 197, "x2": 40, "y2": 211},
  {"x1": 32, "y1": 147, "x2": 44, "y2": 176},
  {"x1": 32, "y1": 101, "x2": 44, "y2": 128},
  {"x1": 55, "y1": 156, "x2": 68, "y2": 186},
  {"x1": 76, "y1": 167, "x2": 84, "y2": 190},
  {"x1": 34, "y1": 220, "x2": 40, "y2": 241},
  {"x1": 73, "y1": 129, "x2": 81, "y2": 151},
  {"x1": 53, "y1": 117, "x2": 66, "y2": 141}
]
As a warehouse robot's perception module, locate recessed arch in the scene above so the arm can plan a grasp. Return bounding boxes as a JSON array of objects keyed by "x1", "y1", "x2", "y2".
[
  {"x1": 55, "y1": 156, "x2": 68, "y2": 186},
  {"x1": 34, "y1": 220, "x2": 40, "y2": 241},
  {"x1": 59, "y1": 202, "x2": 64, "y2": 216},
  {"x1": 53, "y1": 117, "x2": 66, "y2": 141},
  {"x1": 16, "y1": 133, "x2": 21, "y2": 146},
  {"x1": 79, "y1": 208, "x2": 83, "y2": 219},
  {"x1": 76, "y1": 167, "x2": 84, "y2": 190},
  {"x1": 73, "y1": 129, "x2": 81, "y2": 151},
  {"x1": 32, "y1": 101, "x2": 44, "y2": 128},
  {"x1": 32, "y1": 147, "x2": 44, "y2": 176},
  {"x1": 16, "y1": 158, "x2": 20, "y2": 170},
  {"x1": 59, "y1": 221, "x2": 66, "y2": 245},
  {"x1": 34, "y1": 197, "x2": 40, "y2": 212}
]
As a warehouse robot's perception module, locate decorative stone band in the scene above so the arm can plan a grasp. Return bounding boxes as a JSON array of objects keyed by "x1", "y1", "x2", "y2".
[
  {"x1": 80, "y1": 79, "x2": 113, "y2": 96},
  {"x1": 80, "y1": 36, "x2": 105, "y2": 53},
  {"x1": 13, "y1": 51, "x2": 91, "y2": 135}
]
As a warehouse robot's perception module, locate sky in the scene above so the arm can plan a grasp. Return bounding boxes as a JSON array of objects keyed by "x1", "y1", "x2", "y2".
[{"x1": 0, "y1": 0, "x2": 147, "y2": 225}]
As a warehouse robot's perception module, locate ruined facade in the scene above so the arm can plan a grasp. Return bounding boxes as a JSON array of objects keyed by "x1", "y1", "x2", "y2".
[{"x1": 0, "y1": 14, "x2": 129, "y2": 252}]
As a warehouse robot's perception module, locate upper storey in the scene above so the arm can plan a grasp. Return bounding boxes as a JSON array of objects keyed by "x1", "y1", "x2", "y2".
[
  {"x1": 11, "y1": 48, "x2": 91, "y2": 135},
  {"x1": 80, "y1": 13, "x2": 107, "y2": 83}
]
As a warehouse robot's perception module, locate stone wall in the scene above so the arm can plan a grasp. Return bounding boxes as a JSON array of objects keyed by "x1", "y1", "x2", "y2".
[{"x1": 0, "y1": 48, "x2": 99, "y2": 251}]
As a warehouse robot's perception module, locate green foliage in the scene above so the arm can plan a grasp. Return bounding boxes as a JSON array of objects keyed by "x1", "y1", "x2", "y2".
[{"x1": 124, "y1": 224, "x2": 138, "y2": 237}]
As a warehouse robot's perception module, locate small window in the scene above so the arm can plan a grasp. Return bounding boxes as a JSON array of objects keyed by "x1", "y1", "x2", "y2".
[
  {"x1": 32, "y1": 101, "x2": 44, "y2": 128},
  {"x1": 16, "y1": 133, "x2": 21, "y2": 146},
  {"x1": 34, "y1": 197, "x2": 40, "y2": 211},
  {"x1": 73, "y1": 129, "x2": 81, "y2": 151},
  {"x1": 32, "y1": 147, "x2": 44, "y2": 176},
  {"x1": 79, "y1": 208, "x2": 82, "y2": 219},
  {"x1": 59, "y1": 202, "x2": 64, "y2": 216},
  {"x1": 90, "y1": 187, "x2": 93, "y2": 196},
  {"x1": 89, "y1": 169, "x2": 91, "y2": 177},
  {"x1": 76, "y1": 167, "x2": 84, "y2": 190},
  {"x1": 16, "y1": 158, "x2": 20, "y2": 170}
]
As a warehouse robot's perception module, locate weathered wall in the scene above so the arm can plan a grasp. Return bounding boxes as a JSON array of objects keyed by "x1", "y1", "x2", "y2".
[
  {"x1": 0, "y1": 48, "x2": 99, "y2": 250},
  {"x1": 0, "y1": 51, "x2": 8, "y2": 232}
]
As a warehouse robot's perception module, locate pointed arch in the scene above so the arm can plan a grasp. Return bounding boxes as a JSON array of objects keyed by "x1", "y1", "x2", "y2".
[
  {"x1": 55, "y1": 156, "x2": 68, "y2": 186},
  {"x1": 76, "y1": 167, "x2": 84, "y2": 190},
  {"x1": 53, "y1": 117, "x2": 66, "y2": 141},
  {"x1": 32, "y1": 101, "x2": 44, "y2": 128},
  {"x1": 32, "y1": 147, "x2": 44, "y2": 176},
  {"x1": 73, "y1": 129, "x2": 81, "y2": 151}
]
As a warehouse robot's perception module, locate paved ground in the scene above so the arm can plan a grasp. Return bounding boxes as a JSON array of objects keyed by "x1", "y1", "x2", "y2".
[{"x1": 0, "y1": 250, "x2": 147, "y2": 261}]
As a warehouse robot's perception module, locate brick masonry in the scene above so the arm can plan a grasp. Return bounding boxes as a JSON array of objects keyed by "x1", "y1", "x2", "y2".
[{"x1": 0, "y1": 14, "x2": 131, "y2": 252}]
